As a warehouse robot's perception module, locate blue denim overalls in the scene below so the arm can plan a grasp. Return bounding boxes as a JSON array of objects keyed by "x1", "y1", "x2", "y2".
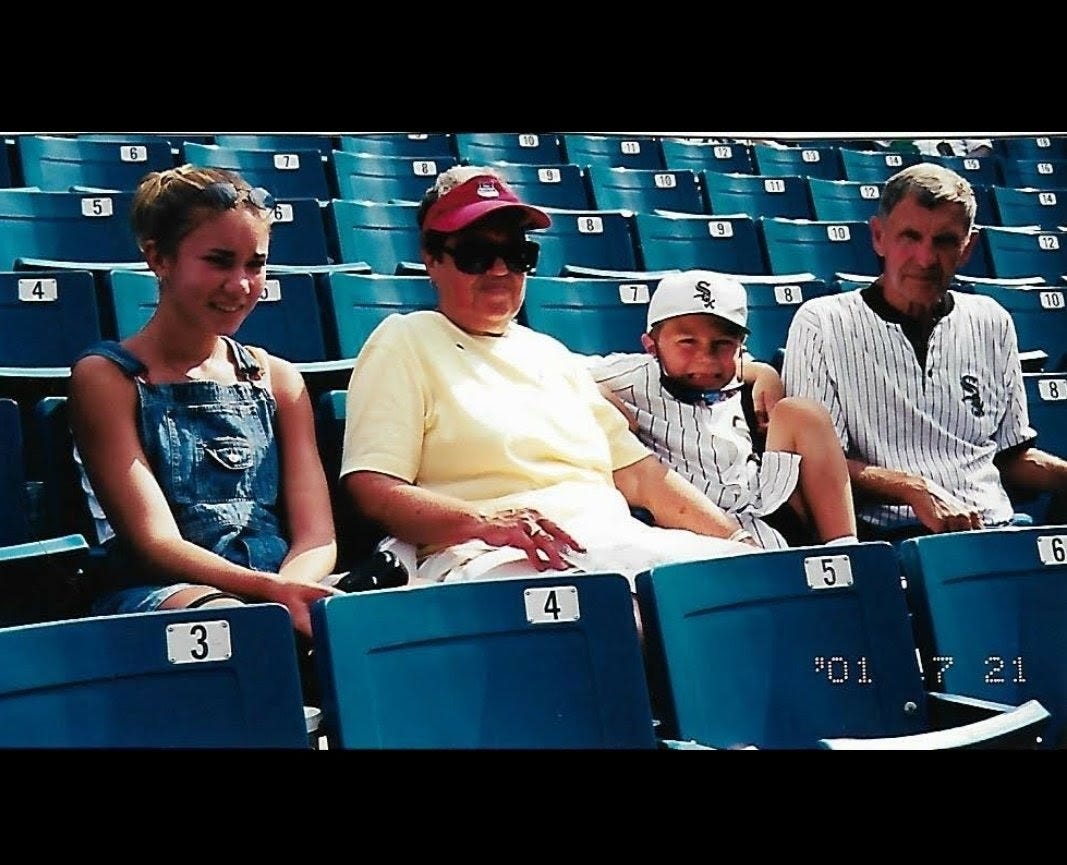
[{"x1": 77, "y1": 337, "x2": 288, "y2": 614}]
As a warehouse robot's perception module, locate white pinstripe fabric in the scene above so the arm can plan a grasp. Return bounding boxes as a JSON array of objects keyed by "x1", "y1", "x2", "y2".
[
  {"x1": 586, "y1": 353, "x2": 800, "y2": 549},
  {"x1": 782, "y1": 289, "x2": 1035, "y2": 529}
]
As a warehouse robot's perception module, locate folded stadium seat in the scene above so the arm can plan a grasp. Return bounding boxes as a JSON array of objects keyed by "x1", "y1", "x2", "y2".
[
  {"x1": 735, "y1": 274, "x2": 835, "y2": 364},
  {"x1": 659, "y1": 138, "x2": 755, "y2": 175},
  {"x1": 899, "y1": 526, "x2": 1067, "y2": 748},
  {"x1": 326, "y1": 199, "x2": 424, "y2": 274},
  {"x1": 0, "y1": 188, "x2": 140, "y2": 270},
  {"x1": 807, "y1": 177, "x2": 883, "y2": 222},
  {"x1": 484, "y1": 162, "x2": 593, "y2": 210},
  {"x1": 562, "y1": 134, "x2": 665, "y2": 171},
  {"x1": 16, "y1": 135, "x2": 175, "y2": 193},
  {"x1": 831, "y1": 272, "x2": 877, "y2": 292},
  {"x1": 636, "y1": 541, "x2": 1050, "y2": 749},
  {"x1": 0, "y1": 140, "x2": 14, "y2": 188},
  {"x1": 993, "y1": 136, "x2": 1067, "y2": 162},
  {"x1": 992, "y1": 185, "x2": 1067, "y2": 228},
  {"x1": 839, "y1": 147, "x2": 923, "y2": 183},
  {"x1": 183, "y1": 141, "x2": 333, "y2": 201},
  {"x1": 521, "y1": 275, "x2": 655, "y2": 354},
  {"x1": 329, "y1": 151, "x2": 457, "y2": 204},
  {"x1": 212, "y1": 134, "x2": 336, "y2": 158},
  {"x1": 0, "y1": 603, "x2": 314, "y2": 747},
  {"x1": 758, "y1": 216, "x2": 881, "y2": 284},
  {"x1": 319, "y1": 271, "x2": 437, "y2": 360},
  {"x1": 634, "y1": 211, "x2": 768, "y2": 276},
  {"x1": 0, "y1": 397, "x2": 90, "y2": 627},
  {"x1": 751, "y1": 142, "x2": 844, "y2": 181},
  {"x1": 453, "y1": 132, "x2": 565, "y2": 166},
  {"x1": 965, "y1": 280, "x2": 1067, "y2": 371},
  {"x1": 925, "y1": 152, "x2": 1003, "y2": 188},
  {"x1": 701, "y1": 170, "x2": 814, "y2": 220},
  {"x1": 532, "y1": 207, "x2": 640, "y2": 277},
  {"x1": 998, "y1": 157, "x2": 1067, "y2": 190},
  {"x1": 982, "y1": 224, "x2": 1067, "y2": 283},
  {"x1": 1008, "y1": 372, "x2": 1067, "y2": 519},
  {"x1": 337, "y1": 133, "x2": 457, "y2": 160},
  {"x1": 311, "y1": 573, "x2": 663, "y2": 749},
  {"x1": 586, "y1": 165, "x2": 705, "y2": 215}
]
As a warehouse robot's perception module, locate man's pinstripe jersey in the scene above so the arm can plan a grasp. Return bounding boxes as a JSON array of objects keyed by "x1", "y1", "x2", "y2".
[
  {"x1": 586, "y1": 352, "x2": 801, "y2": 549},
  {"x1": 781, "y1": 288, "x2": 1036, "y2": 529}
]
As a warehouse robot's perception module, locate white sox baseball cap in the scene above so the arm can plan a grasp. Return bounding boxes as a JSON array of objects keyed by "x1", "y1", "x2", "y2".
[{"x1": 647, "y1": 270, "x2": 749, "y2": 333}]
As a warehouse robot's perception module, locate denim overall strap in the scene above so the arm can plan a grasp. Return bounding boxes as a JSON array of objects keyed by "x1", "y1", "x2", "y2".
[{"x1": 221, "y1": 336, "x2": 265, "y2": 382}]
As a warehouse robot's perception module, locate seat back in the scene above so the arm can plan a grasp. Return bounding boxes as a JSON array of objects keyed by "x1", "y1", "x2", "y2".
[
  {"x1": 521, "y1": 276, "x2": 651, "y2": 354},
  {"x1": 634, "y1": 211, "x2": 767, "y2": 275},
  {"x1": 17, "y1": 135, "x2": 175, "y2": 192},
  {"x1": 659, "y1": 138, "x2": 754, "y2": 175},
  {"x1": 807, "y1": 177, "x2": 883, "y2": 222},
  {"x1": 0, "y1": 270, "x2": 101, "y2": 368},
  {"x1": 738, "y1": 275, "x2": 835, "y2": 363},
  {"x1": 0, "y1": 189, "x2": 140, "y2": 269},
  {"x1": 182, "y1": 142, "x2": 332, "y2": 201},
  {"x1": 454, "y1": 132, "x2": 564, "y2": 166},
  {"x1": 993, "y1": 136, "x2": 1067, "y2": 161},
  {"x1": 839, "y1": 147, "x2": 922, "y2": 183},
  {"x1": 635, "y1": 542, "x2": 932, "y2": 748},
  {"x1": 587, "y1": 165, "x2": 705, "y2": 215},
  {"x1": 311, "y1": 573, "x2": 658, "y2": 748},
  {"x1": 330, "y1": 151, "x2": 457, "y2": 203},
  {"x1": 998, "y1": 157, "x2": 1067, "y2": 190},
  {"x1": 337, "y1": 133, "x2": 457, "y2": 160},
  {"x1": 264, "y1": 197, "x2": 333, "y2": 266},
  {"x1": 533, "y1": 208, "x2": 639, "y2": 276},
  {"x1": 992, "y1": 185, "x2": 1067, "y2": 229},
  {"x1": 968, "y1": 282, "x2": 1067, "y2": 370},
  {"x1": 477, "y1": 162, "x2": 592, "y2": 211},
  {"x1": 562, "y1": 134, "x2": 665, "y2": 171},
  {"x1": 982, "y1": 225, "x2": 1067, "y2": 283},
  {"x1": 925, "y1": 153, "x2": 1003, "y2": 188},
  {"x1": 752, "y1": 143, "x2": 844, "y2": 180},
  {"x1": 702, "y1": 170, "x2": 813, "y2": 220},
  {"x1": 319, "y1": 272, "x2": 437, "y2": 359},
  {"x1": 899, "y1": 527, "x2": 1067, "y2": 747},
  {"x1": 326, "y1": 199, "x2": 422, "y2": 272},
  {"x1": 212, "y1": 134, "x2": 336, "y2": 157},
  {"x1": 0, "y1": 398, "x2": 31, "y2": 546},
  {"x1": 0, "y1": 603, "x2": 310, "y2": 747},
  {"x1": 759, "y1": 216, "x2": 881, "y2": 283}
]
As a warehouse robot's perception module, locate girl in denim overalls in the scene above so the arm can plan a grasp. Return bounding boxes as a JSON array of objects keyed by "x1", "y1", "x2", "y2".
[{"x1": 68, "y1": 165, "x2": 344, "y2": 640}]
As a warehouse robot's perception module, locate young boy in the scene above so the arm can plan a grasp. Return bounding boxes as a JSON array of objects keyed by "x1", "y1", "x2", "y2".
[{"x1": 585, "y1": 270, "x2": 858, "y2": 549}]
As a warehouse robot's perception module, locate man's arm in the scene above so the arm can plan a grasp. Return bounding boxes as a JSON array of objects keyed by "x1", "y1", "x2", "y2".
[
  {"x1": 846, "y1": 458, "x2": 982, "y2": 532},
  {"x1": 997, "y1": 446, "x2": 1067, "y2": 495}
]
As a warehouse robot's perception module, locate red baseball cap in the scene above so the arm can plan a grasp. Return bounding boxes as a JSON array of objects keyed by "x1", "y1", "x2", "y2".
[{"x1": 421, "y1": 172, "x2": 552, "y2": 233}]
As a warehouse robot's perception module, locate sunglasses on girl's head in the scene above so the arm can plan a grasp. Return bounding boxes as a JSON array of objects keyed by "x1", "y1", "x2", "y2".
[
  {"x1": 198, "y1": 181, "x2": 276, "y2": 212},
  {"x1": 441, "y1": 238, "x2": 540, "y2": 275}
]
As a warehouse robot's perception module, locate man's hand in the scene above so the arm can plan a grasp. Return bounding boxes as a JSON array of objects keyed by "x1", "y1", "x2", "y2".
[{"x1": 909, "y1": 480, "x2": 983, "y2": 533}]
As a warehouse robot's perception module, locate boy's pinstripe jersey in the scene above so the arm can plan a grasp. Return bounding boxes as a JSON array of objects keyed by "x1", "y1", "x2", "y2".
[
  {"x1": 781, "y1": 288, "x2": 1035, "y2": 529},
  {"x1": 586, "y1": 352, "x2": 800, "y2": 549}
]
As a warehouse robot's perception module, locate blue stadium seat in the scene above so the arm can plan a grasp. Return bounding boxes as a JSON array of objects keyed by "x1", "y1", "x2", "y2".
[
  {"x1": 330, "y1": 151, "x2": 457, "y2": 204},
  {"x1": 992, "y1": 185, "x2": 1067, "y2": 228},
  {"x1": 702, "y1": 170, "x2": 814, "y2": 220},
  {"x1": 737, "y1": 275, "x2": 835, "y2": 364},
  {"x1": 0, "y1": 603, "x2": 312, "y2": 747},
  {"x1": 212, "y1": 134, "x2": 336, "y2": 157},
  {"x1": 636, "y1": 542, "x2": 1050, "y2": 749},
  {"x1": 521, "y1": 276, "x2": 653, "y2": 354},
  {"x1": 311, "y1": 573, "x2": 659, "y2": 749},
  {"x1": 326, "y1": 199, "x2": 423, "y2": 273},
  {"x1": 261, "y1": 197, "x2": 334, "y2": 266},
  {"x1": 660, "y1": 138, "x2": 755, "y2": 175},
  {"x1": 752, "y1": 142, "x2": 844, "y2": 180},
  {"x1": 1012, "y1": 372, "x2": 1067, "y2": 519},
  {"x1": 634, "y1": 211, "x2": 767, "y2": 276},
  {"x1": 0, "y1": 189, "x2": 140, "y2": 270},
  {"x1": 183, "y1": 142, "x2": 332, "y2": 201},
  {"x1": 533, "y1": 208, "x2": 639, "y2": 277},
  {"x1": 993, "y1": 137, "x2": 1067, "y2": 162},
  {"x1": 587, "y1": 165, "x2": 705, "y2": 215},
  {"x1": 758, "y1": 217, "x2": 881, "y2": 283},
  {"x1": 807, "y1": 177, "x2": 883, "y2": 222},
  {"x1": 925, "y1": 153, "x2": 1003, "y2": 188},
  {"x1": 998, "y1": 157, "x2": 1067, "y2": 190},
  {"x1": 982, "y1": 225, "x2": 1067, "y2": 283},
  {"x1": 337, "y1": 133, "x2": 457, "y2": 160},
  {"x1": 488, "y1": 162, "x2": 592, "y2": 210},
  {"x1": 17, "y1": 135, "x2": 175, "y2": 192},
  {"x1": 967, "y1": 281, "x2": 1067, "y2": 370},
  {"x1": 562, "y1": 134, "x2": 665, "y2": 171},
  {"x1": 899, "y1": 526, "x2": 1067, "y2": 748},
  {"x1": 0, "y1": 140, "x2": 14, "y2": 188},
  {"x1": 319, "y1": 271, "x2": 437, "y2": 359},
  {"x1": 839, "y1": 147, "x2": 923, "y2": 182},
  {"x1": 454, "y1": 132, "x2": 565, "y2": 166}
]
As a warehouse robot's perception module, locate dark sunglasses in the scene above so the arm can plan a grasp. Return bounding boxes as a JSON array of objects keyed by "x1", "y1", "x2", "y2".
[
  {"x1": 442, "y1": 238, "x2": 539, "y2": 275},
  {"x1": 198, "y1": 181, "x2": 276, "y2": 212}
]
